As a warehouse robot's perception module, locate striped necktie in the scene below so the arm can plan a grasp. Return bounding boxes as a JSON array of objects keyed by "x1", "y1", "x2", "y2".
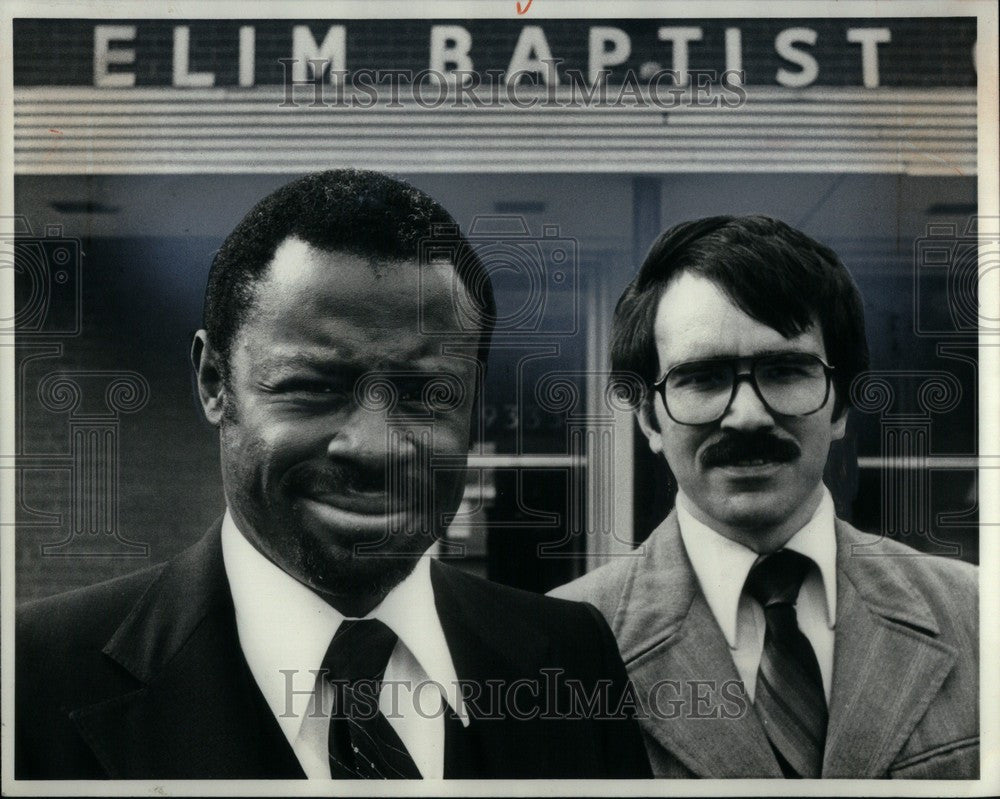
[
  {"x1": 322, "y1": 618, "x2": 422, "y2": 779},
  {"x1": 744, "y1": 549, "x2": 828, "y2": 778}
]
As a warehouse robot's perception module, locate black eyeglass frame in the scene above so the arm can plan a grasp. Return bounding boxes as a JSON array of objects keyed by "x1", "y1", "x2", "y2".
[{"x1": 651, "y1": 352, "x2": 836, "y2": 426}]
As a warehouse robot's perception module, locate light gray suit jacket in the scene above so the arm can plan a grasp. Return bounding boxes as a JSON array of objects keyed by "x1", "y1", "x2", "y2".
[{"x1": 551, "y1": 512, "x2": 978, "y2": 778}]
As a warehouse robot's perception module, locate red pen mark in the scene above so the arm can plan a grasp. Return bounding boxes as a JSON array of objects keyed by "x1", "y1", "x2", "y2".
[
  {"x1": 49, "y1": 128, "x2": 63, "y2": 135},
  {"x1": 516, "y1": 0, "x2": 534, "y2": 14}
]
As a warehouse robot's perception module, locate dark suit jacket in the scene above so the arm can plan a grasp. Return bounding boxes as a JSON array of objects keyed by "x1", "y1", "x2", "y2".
[
  {"x1": 551, "y1": 512, "x2": 979, "y2": 779},
  {"x1": 16, "y1": 521, "x2": 652, "y2": 780}
]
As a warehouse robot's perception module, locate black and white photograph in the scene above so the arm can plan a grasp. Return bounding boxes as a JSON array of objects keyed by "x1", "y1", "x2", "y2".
[{"x1": 1, "y1": 0, "x2": 997, "y2": 794}]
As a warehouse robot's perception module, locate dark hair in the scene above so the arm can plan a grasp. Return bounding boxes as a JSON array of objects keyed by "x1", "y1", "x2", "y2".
[
  {"x1": 204, "y1": 169, "x2": 495, "y2": 374},
  {"x1": 611, "y1": 215, "x2": 869, "y2": 419}
]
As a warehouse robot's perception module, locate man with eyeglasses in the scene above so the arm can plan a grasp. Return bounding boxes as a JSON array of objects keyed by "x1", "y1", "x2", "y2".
[{"x1": 552, "y1": 215, "x2": 978, "y2": 779}]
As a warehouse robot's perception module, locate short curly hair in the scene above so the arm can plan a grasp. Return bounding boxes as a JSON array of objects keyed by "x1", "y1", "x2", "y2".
[
  {"x1": 611, "y1": 215, "x2": 869, "y2": 420},
  {"x1": 203, "y1": 169, "x2": 495, "y2": 375}
]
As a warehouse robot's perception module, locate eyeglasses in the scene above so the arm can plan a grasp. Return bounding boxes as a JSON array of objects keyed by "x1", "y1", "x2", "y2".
[{"x1": 652, "y1": 352, "x2": 835, "y2": 426}]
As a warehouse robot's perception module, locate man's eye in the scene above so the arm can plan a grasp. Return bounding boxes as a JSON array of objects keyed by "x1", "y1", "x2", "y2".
[
  {"x1": 761, "y1": 366, "x2": 807, "y2": 380},
  {"x1": 294, "y1": 382, "x2": 335, "y2": 393},
  {"x1": 671, "y1": 367, "x2": 729, "y2": 390},
  {"x1": 759, "y1": 358, "x2": 819, "y2": 382},
  {"x1": 277, "y1": 381, "x2": 350, "y2": 399},
  {"x1": 395, "y1": 377, "x2": 431, "y2": 404}
]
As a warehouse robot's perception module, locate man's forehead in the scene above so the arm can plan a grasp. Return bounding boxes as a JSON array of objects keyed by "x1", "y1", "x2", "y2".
[
  {"x1": 652, "y1": 272, "x2": 824, "y2": 362},
  {"x1": 264, "y1": 237, "x2": 441, "y2": 291},
  {"x1": 252, "y1": 237, "x2": 473, "y2": 329}
]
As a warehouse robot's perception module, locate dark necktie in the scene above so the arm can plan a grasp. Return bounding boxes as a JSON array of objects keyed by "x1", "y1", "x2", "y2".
[
  {"x1": 744, "y1": 549, "x2": 828, "y2": 778},
  {"x1": 321, "y1": 618, "x2": 422, "y2": 779}
]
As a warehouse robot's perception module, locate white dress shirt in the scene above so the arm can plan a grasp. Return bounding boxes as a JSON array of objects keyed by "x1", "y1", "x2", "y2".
[
  {"x1": 221, "y1": 512, "x2": 469, "y2": 779},
  {"x1": 675, "y1": 489, "x2": 838, "y2": 703}
]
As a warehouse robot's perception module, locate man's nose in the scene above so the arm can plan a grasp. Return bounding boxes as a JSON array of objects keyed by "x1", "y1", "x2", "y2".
[
  {"x1": 325, "y1": 405, "x2": 417, "y2": 461},
  {"x1": 719, "y1": 376, "x2": 775, "y2": 430}
]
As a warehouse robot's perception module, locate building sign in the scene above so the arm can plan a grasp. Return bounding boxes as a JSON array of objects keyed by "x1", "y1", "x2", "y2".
[
  {"x1": 11, "y1": 17, "x2": 979, "y2": 175},
  {"x1": 14, "y1": 18, "x2": 977, "y2": 89}
]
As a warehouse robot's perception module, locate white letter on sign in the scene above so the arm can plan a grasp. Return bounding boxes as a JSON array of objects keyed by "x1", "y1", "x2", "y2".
[
  {"x1": 589, "y1": 27, "x2": 631, "y2": 85},
  {"x1": 657, "y1": 27, "x2": 703, "y2": 85},
  {"x1": 239, "y1": 26, "x2": 256, "y2": 87},
  {"x1": 291, "y1": 25, "x2": 347, "y2": 82},
  {"x1": 847, "y1": 28, "x2": 891, "y2": 88},
  {"x1": 725, "y1": 28, "x2": 743, "y2": 85},
  {"x1": 173, "y1": 26, "x2": 215, "y2": 87},
  {"x1": 775, "y1": 27, "x2": 819, "y2": 87},
  {"x1": 431, "y1": 25, "x2": 473, "y2": 75},
  {"x1": 507, "y1": 26, "x2": 559, "y2": 86},
  {"x1": 94, "y1": 25, "x2": 136, "y2": 88}
]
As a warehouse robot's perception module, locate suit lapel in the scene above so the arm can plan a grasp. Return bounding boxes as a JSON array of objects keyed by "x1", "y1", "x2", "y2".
[
  {"x1": 430, "y1": 560, "x2": 554, "y2": 778},
  {"x1": 614, "y1": 514, "x2": 958, "y2": 778},
  {"x1": 822, "y1": 521, "x2": 957, "y2": 777},
  {"x1": 616, "y1": 514, "x2": 782, "y2": 778},
  {"x1": 69, "y1": 522, "x2": 303, "y2": 778}
]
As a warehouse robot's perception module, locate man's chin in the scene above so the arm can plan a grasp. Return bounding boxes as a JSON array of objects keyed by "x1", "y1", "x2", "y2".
[
  {"x1": 700, "y1": 491, "x2": 795, "y2": 536},
  {"x1": 295, "y1": 534, "x2": 427, "y2": 603}
]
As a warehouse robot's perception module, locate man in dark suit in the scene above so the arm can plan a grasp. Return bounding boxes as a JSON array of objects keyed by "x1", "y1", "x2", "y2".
[
  {"x1": 552, "y1": 216, "x2": 978, "y2": 779},
  {"x1": 16, "y1": 170, "x2": 651, "y2": 780}
]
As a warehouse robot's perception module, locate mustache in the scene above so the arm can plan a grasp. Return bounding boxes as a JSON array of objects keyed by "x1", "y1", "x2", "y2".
[{"x1": 700, "y1": 430, "x2": 801, "y2": 468}]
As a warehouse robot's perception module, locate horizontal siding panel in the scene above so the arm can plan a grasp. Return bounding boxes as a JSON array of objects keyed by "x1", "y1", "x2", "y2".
[
  {"x1": 13, "y1": 86, "x2": 977, "y2": 175},
  {"x1": 13, "y1": 126, "x2": 978, "y2": 140},
  {"x1": 16, "y1": 159, "x2": 975, "y2": 174},
  {"x1": 14, "y1": 87, "x2": 978, "y2": 102},
  {"x1": 19, "y1": 151, "x2": 973, "y2": 165},
  {"x1": 14, "y1": 140, "x2": 976, "y2": 154}
]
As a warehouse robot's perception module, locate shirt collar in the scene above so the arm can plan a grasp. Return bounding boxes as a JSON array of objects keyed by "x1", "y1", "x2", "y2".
[
  {"x1": 220, "y1": 511, "x2": 468, "y2": 744},
  {"x1": 782, "y1": 489, "x2": 838, "y2": 629},
  {"x1": 676, "y1": 487, "x2": 838, "y2": 648}
]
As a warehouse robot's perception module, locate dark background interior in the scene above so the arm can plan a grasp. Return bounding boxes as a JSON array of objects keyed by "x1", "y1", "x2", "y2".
[{"x1": 14, "y1": 172, "x2": 979, "y2": 602}]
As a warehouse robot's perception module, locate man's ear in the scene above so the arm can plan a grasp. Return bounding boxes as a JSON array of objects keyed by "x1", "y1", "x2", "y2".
[
  {"x1": 831, "y1": 403, "x2": 848, "y2": 442},
  {"x1": 635, "y1": 403, "x2": 664, "y2": 456},
  {"x1": 191, "y1": 330, "x2": 225, "y2": 427}
]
